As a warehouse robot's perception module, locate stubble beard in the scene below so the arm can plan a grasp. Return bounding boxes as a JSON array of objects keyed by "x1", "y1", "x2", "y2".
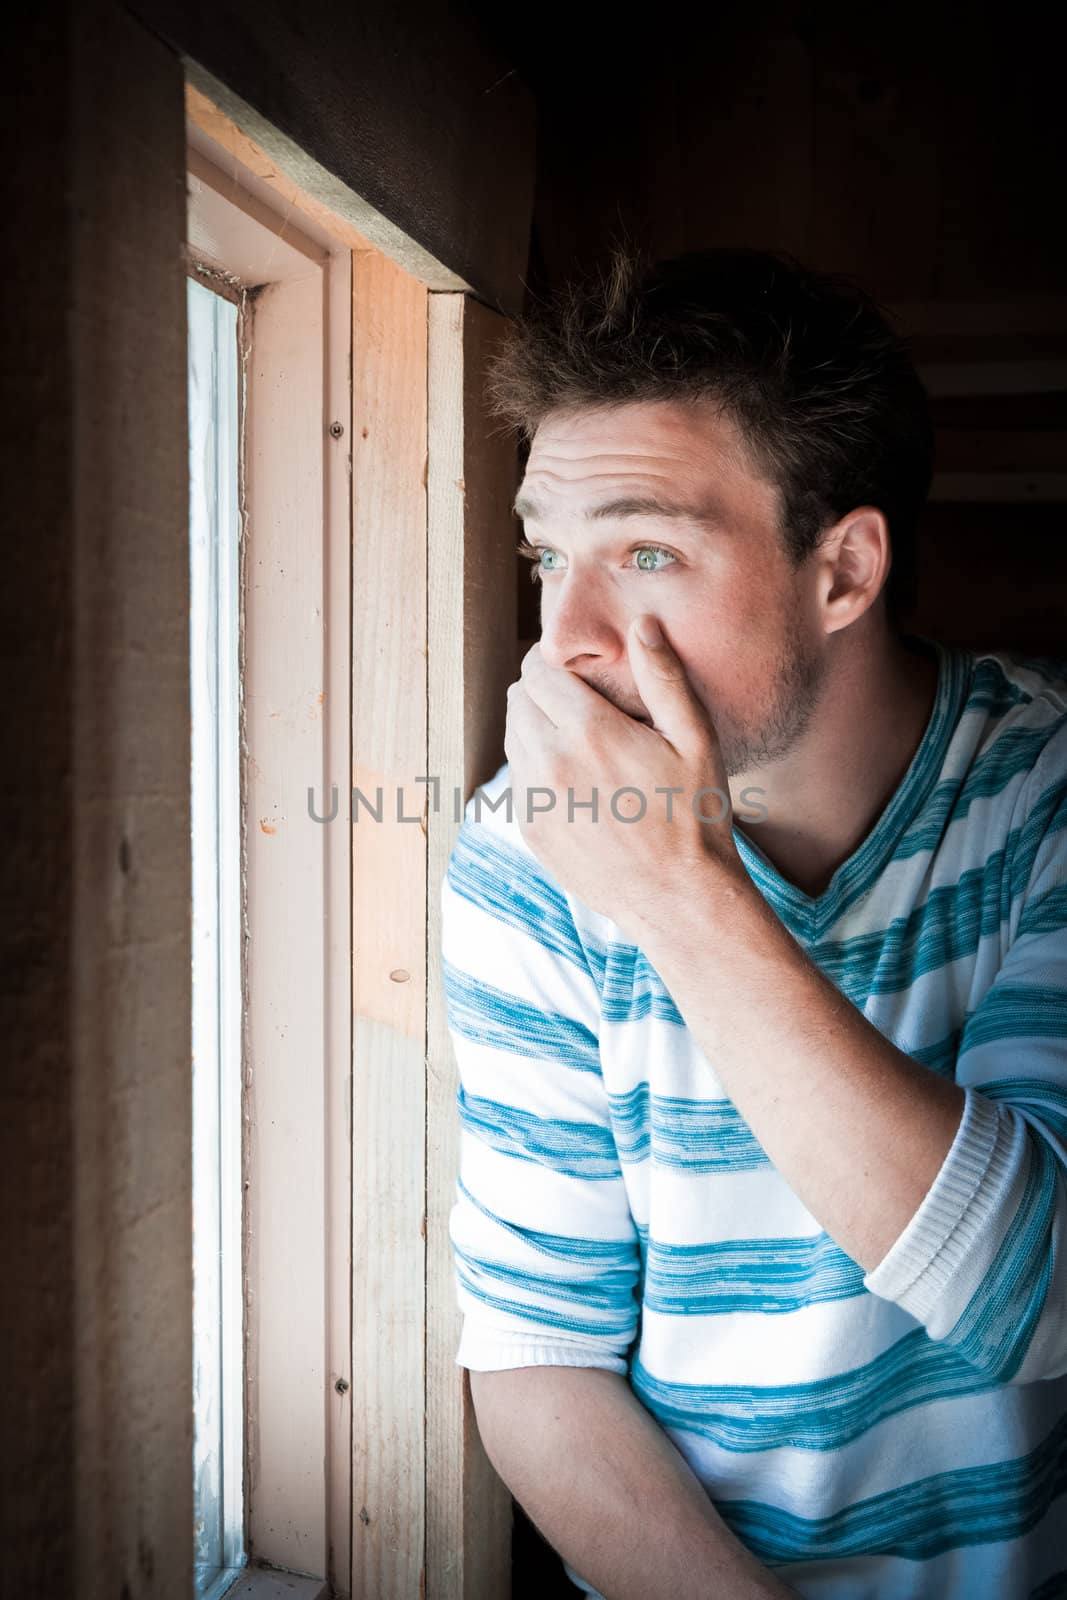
[
  {"x1": 580, "y1": 614, "x2": 827, "y2": 779},
  {"x1": 714, "y1": 623, "x2": 827, "y2": 779}
]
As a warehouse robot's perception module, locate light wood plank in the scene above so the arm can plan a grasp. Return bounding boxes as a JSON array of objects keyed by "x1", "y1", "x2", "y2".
[
  {"x1": 426, "y1": 292, "x2": 519, "y2": 1600},
  {"x1": 350, "y1": 249, "x2": 430, "y2": 1600},
  {"x1": 324, "y1": 250, "x2": 356, "y2": 1599},
  {"x1": 186, "y1": 82, "x2": 380, "y2": 261},
  {"x1": 244, "y1": 265, "x2": 329, "y2": 1577}
]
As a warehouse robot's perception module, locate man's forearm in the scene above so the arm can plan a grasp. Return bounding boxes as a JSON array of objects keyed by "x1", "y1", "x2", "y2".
[
  {"x1": 469, "y1": 1364, "x2": 799, "y2": 1600},
  {"x1": 634, "y1": 869, "x2": 966, "y2": 1273}
]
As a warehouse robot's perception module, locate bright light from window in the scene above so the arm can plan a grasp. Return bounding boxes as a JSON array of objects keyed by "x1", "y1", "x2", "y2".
[{"x1": 188, "y1": 274, "x2": 246, "y2": 1600}]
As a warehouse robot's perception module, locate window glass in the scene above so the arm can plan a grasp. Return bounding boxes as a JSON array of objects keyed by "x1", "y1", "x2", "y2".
[{"x1": 188, "y1": 274, "x2": 245, "y2": 1599}]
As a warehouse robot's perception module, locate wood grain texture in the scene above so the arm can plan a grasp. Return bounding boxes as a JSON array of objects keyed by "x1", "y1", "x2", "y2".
[
  {"x1": 186, "y1": 81, "x2": 380, "y2": 260},
  {"x1": 243, "y1": 266, "x2": 330, "y2": 1578},
  {"x1": 427, "y1": 292, "x2": 519, "y2": 1600},
  {"x1": 350, "y1": 249, "x2": 430, "y2": 1599},
  {"x1": 323, "y1": 251, "x2": 356, "y2": 1600}
]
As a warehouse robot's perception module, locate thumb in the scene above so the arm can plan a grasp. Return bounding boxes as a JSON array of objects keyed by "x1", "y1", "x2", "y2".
[{"x1": 628, "y1": 615, "x2": 710, "y2": 750}]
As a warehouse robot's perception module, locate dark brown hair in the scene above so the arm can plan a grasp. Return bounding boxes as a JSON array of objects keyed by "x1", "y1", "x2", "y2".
[{"x1": 486, "y1": 244, "x2": 933, "y2": 619}]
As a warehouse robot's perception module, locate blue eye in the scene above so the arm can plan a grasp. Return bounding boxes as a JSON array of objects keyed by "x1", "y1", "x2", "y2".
[
  {"x1": 633, "y1": 546, "x2": 675, "y2": 572},
  {"x1": 515, "y1": 538, "x2": 677, "y2": 582},
  {"x1": 516, "y1": 538, "x2": 560, "y2": 584}
]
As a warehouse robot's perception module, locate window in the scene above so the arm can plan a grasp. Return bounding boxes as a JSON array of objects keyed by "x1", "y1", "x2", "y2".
[
  {"x1": 188, "y1": 274, "x2": 246, "y2": 1597},
  {"x1": 183, "y1": 80, "x2": 518, "y2": 1596},
  {"x1": 185, "y1": 117, "x2": 353, "y2": 1596}
]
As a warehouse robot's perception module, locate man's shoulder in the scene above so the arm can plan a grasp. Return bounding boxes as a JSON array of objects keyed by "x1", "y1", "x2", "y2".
[
  {"x1": 443, "y1": 762, "x2": 613, "y2": 989},
  {"x1": 447, "y1": 760, "x2": 568, "y2": 915},
  {"x1": 456, "y1": 759, "x2": 532, "y2": 859},
  {"x1": 955, "y1": 643, "x2": 1067, "y2": 788},
  {"x1": 447, "y1": 761, "x2": 617, "y2": 950},
  {"x1": 966, "y1": 643, "x2": 1067, "y2": 721}
]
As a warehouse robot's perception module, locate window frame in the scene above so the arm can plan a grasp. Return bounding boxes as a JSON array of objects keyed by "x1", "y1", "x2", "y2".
[
  {"x1": 185, "y1": 81, "x2": 520, "y2": 1600},
  {"x1": 186, "y1": 126, "x2": 352, "y2": 1595}
]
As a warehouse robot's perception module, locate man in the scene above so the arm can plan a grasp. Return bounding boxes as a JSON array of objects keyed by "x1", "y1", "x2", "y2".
[{"x1": 440, "y1": 246, "x2": 1067, "y2": 1598}]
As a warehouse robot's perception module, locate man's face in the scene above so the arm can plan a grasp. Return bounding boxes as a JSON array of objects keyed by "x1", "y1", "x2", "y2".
[{"x1": 515, "y1": 399, "x2": 828, "y2": 778}]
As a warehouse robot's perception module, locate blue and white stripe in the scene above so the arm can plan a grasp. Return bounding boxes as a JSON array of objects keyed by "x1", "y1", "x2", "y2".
[{"x1": 443, "y1": 638, "x2": 1067, "y2": 1598}]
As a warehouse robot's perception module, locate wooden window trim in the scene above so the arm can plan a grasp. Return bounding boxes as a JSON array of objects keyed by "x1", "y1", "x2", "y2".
[
  {"x1": 186, "y1": 84, "x2": 520, "y2": 1599},
  {"x1": 187, "y1": 117, "x2": 354, "y2": 1590}
]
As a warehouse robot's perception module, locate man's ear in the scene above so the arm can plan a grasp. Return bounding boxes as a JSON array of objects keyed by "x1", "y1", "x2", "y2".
[{"x1": 816, "y1": 507, "x2": 891, "y2": 636}]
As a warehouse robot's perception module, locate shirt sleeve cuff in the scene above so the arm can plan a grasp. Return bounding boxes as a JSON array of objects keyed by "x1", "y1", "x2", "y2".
[
  {"x1": 455, "y1": 1320, "x2": 629, "y2": 1375},
  {"x1": 862, "y1": 1086, "x2": 1015, "y2": 1322}
]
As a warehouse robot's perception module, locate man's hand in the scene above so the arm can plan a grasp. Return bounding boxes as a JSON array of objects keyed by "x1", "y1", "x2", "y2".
[
  {"x1": 504, "y1": 614, "x2": 747, "y2": 940},
  {"x1": 506, "y1": 615, "x2": 967, "y2": 1276}
]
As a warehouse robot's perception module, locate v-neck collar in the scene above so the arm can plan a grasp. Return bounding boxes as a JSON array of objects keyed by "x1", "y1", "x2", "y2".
[{"x1": 731, "y1": 635, "x2": 974, "y2": 941}]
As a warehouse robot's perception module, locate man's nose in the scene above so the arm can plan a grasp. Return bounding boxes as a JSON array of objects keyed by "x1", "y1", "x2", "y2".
[{"x1": 538, "y1": 580, "x2": 627, "y2": 672}]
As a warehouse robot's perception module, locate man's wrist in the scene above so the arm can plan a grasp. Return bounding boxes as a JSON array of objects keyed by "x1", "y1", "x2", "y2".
[{"x1": 627, "y1": 851, "x2": 773, "y2": 977}]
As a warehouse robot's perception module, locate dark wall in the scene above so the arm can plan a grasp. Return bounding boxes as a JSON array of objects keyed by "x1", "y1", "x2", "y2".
[
  {"x1": 464, "y1": 0, "x2": 1067, "y2": 657},
  {"x1": 482, "y1": 0, "x2": 1065, "y2": 301},
  {"x1": 129, "y1": 0, "x2": 535, "y2": 315}
]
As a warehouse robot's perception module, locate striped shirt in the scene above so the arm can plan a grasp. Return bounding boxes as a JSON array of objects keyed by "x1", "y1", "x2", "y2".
[{"x1": 442, "y1": 635, "x2": 1067, "y2": 1599}]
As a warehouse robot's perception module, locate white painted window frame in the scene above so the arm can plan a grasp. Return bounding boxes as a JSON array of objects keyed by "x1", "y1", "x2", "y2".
[{"x1": 186, "y1": 128, "x2": 351, "y2": 1600}]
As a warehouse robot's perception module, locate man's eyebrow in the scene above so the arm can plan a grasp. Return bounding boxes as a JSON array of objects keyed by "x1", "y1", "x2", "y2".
[{"x1": 512, "y1": 492, "x2": 723, "y2": 525}]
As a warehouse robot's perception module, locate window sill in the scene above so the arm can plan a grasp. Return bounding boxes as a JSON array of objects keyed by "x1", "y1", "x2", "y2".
[{"x1": 216, "y1": 1568, "x2": 328, "y2": 1600}]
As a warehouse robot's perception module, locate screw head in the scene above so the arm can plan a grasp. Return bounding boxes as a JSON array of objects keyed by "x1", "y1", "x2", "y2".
[
  {"x1": 329, "y1": 421, "x2": 345, "y2": 439},
  {"x1": 335, "y1": 1376, "x2": 349, "y2": 1395}
]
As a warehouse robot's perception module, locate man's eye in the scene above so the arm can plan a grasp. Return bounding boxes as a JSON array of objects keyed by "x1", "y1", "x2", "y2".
[
  {"x1": 632, "y1": 546, "x2": 676, "y2": 572},
  {"x1": 516, "y1": 538, "x2": 562, "y2": 584},
  {"x1": 515, "y1": 539, "x2": 677, "y2": 581}
]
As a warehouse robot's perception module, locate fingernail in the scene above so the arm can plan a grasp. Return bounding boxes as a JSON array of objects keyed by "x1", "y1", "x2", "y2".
[{"x1": 635, "y1": 615, "x2": 663, "y2": 648}]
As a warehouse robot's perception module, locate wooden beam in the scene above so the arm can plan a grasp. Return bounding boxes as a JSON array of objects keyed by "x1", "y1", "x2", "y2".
[
  {"x1": 426, "y1": 293, "x2": 519, "y2": 1600},
  {"x1": 243, "y1": 248, "x2": 346, "y2": 1581},
  {"x1": 186, "y1": 83, "x2": 380, "y2": 261},
  {"x1": 187, "y1": 143, "x2": 328, "y2": 282},
  {"x1": 349, "y1": 248, "x2": 430, "y2": 1599}
]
